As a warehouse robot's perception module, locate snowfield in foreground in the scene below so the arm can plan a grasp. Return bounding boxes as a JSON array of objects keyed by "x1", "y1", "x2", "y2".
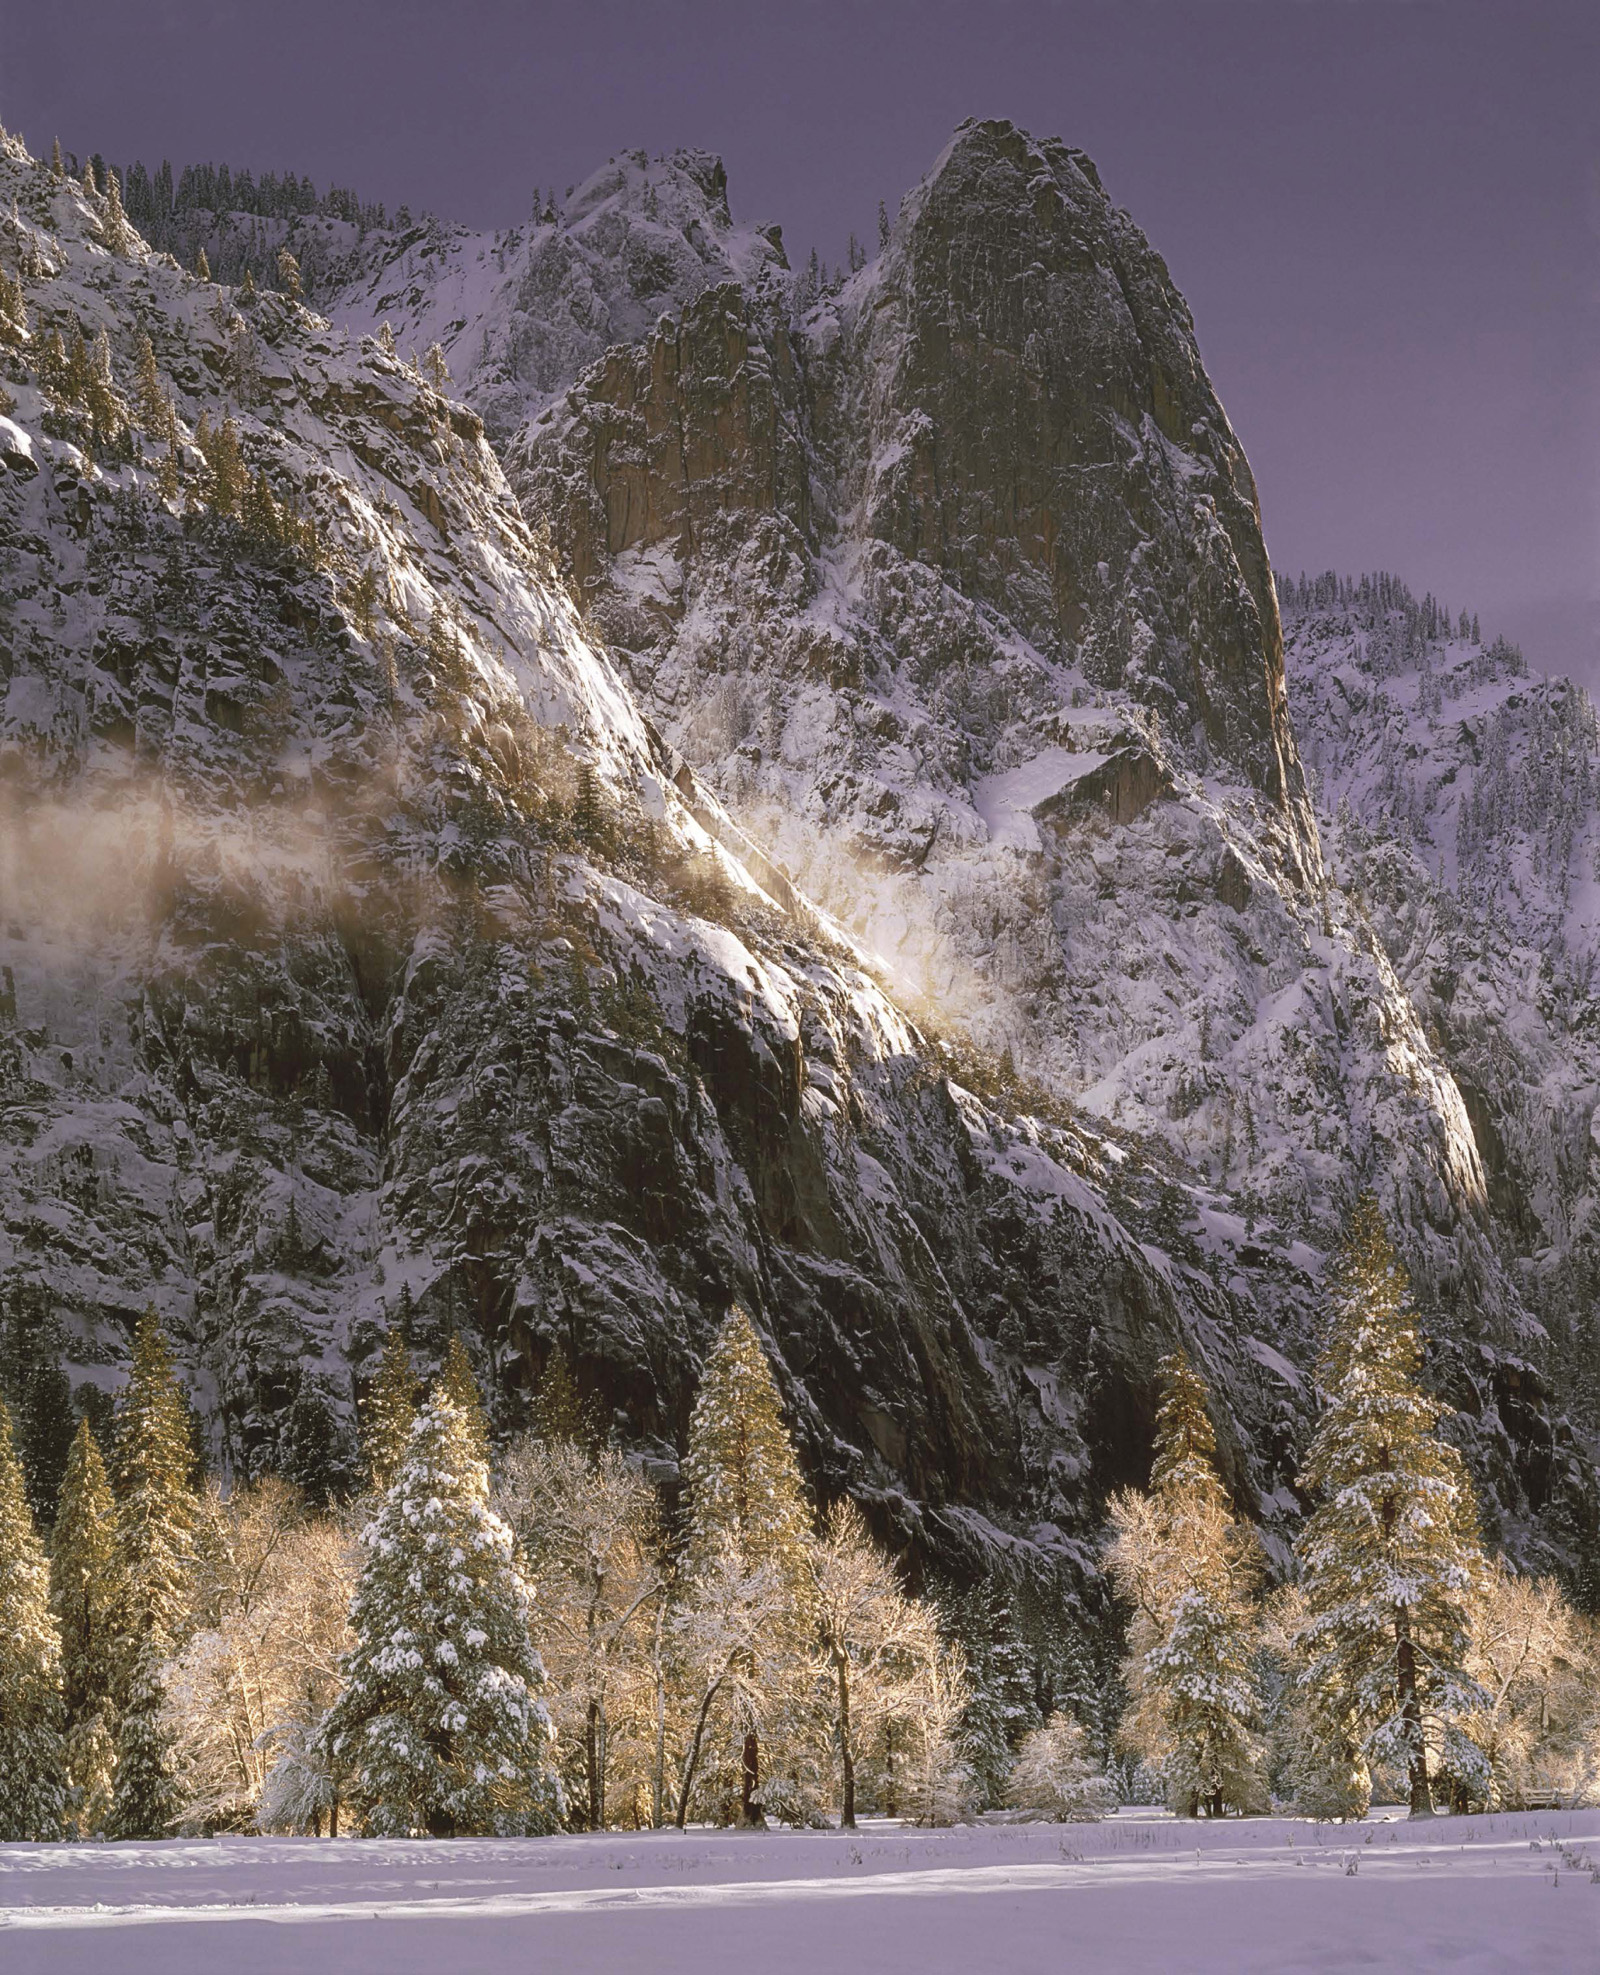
[{"x1": 2, "y1": 1811, "x2": 1596, "y2": 1974}]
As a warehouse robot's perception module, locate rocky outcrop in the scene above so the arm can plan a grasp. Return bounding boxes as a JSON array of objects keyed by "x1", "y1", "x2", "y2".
[
  {"x1": 0, "y1": 129, "x2": 1341, "y2": 1605},
  {"x1": 0, "y1": 123, "x2": 1591, "y2": 1599}
]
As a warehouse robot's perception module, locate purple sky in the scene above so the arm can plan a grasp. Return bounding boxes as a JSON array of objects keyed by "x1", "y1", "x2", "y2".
[{"x1": 5, "y1": 0, "x2": 1597, "y2": 677}]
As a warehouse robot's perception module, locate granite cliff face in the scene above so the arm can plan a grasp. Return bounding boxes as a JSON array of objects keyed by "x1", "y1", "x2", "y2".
[
  {"x1": 347, "y1": 120, "x2": 1596, "y2": 1573},
  {"x1": 494, "y1": 127, "x2": 1501, "y2": 1291},
  {"x1": 1284, "y1": 578, "x2": 1600, "y2": 1556},
  {"x1": 0, "y1": 119, "x2": 1593, "y2": 1598},
  {"x1": 0, "y1": 128, "x2": 1324, "y2": 1609}
]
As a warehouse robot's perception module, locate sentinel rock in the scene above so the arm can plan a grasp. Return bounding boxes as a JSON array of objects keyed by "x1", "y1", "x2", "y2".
[{"x1": 0, "y1": 114, "x2": 1592, "y2": 1617}]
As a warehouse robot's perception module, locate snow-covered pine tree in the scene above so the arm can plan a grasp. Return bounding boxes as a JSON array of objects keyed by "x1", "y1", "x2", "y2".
[
  {"x1": 0, "y1": 1398, "x2": 67, "y2": 1839},
  {"x1": 938, "y1": 1580, "x2": 1039, "y2": 1806},
  {"x1": 680, "y1": 1306, "x2": 812, "y2": 1822},
  {"x1": 321, "y1": 1396, "x2": 559, "y2": 1836},
  {"x1": 437, "y1": 1331, "x2": 490, "y2": 1470},
  {"x1": 1142, "y1": 1580, "x2": 1268, "y2": 1817},
  {"x1": 51, "y1": 1418, "x2": 120, "y2": 1833},
  {"x1": 109, "y1": 1307, "x2": 198, "y2": 1838},
  {"x1": 1107, "y1": 1349, "x2": 1267, "y2": 1815},
  {"x1": 1149, "y1": 1351, "x2": 1228, "y2": 1505},
  {"x1": 1292, "y1": 1194, "x2": 1489, "y2": 1818},
  {"x1": 133, "y1": 332, "x2": 174, "y2": 440},
  {"x1": 361, "y1": 1325, "x2": 417, "y2": 1492},
  {"x1": 101, "y1": 167, "x2": 131, "y2": 254}
]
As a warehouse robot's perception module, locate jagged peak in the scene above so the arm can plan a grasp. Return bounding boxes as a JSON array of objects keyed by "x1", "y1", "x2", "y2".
[{"x1": 562, "y1": 146, "x2": 733, "y2": 234}]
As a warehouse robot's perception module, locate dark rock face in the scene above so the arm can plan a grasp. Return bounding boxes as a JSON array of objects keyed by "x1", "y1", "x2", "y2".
[
  {"x1": 848, "y1": 124, "x2": 1306, "y2": 827},
  {"x1": 490, "y1": 122, "x2": 1598, "y2": 1581},
  {"x1": 2, "y1": 127, "x2": 1593, "y2": 1600},
  {"x1": 521, "y1": 120, "x2": 1317, "y2": 877},
  {"x1": 0, "y1": 131, "x2": 1331, "y2": 1605}
]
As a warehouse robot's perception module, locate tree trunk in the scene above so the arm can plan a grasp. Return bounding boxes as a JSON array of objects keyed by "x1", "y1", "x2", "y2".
[
  {"x1": 675, "y1": 1680, "x2": 722, "y2": 1830},
  {"x1": 586, "y1": 1697, "x2": 603, "y2": 1830},
  {"x1": 1396, "y1": 1612, "x2": 1433, "y2": 1817},
  {"x1": 651, "y1": 1594, "x2": 668, "y2": 1828},
  {"x1": 740, "y1": 1729, "x2": 762, "y2": 1826},
  {"x1": 836, "y1": 1651, "x2": 856, "y2": 1829}
]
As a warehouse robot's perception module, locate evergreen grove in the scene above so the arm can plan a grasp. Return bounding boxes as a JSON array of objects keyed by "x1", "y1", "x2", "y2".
[{"x1": 2, "y1": 1222, "x2": 1597, "y2": 1840}]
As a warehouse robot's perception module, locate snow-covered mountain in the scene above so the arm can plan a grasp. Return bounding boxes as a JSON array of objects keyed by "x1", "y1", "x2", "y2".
[
  {"x1": 1285, "y1": 576, "x2": 1600, "y2": 1549},
  {"x1": 0, "y1": 126, "x2": 1337, "y2": 1611},
  {"x1": 315, "y1": 120, "x2": 1598, "y2": 1562},
  {"x1": 2, "y1": 118, "x2": 1593, "y2": 1591}
]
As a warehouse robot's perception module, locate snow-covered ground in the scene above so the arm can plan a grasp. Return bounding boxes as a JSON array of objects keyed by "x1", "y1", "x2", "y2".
[{"x1": 3, "y1": 1810, "x2": 1596, "y2": 1974}]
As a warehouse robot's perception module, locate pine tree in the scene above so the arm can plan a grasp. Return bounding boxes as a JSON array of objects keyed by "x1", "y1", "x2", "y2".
[
  {"x1": 319, "y1": 1398, "x2": 560, "y2": 1836},
  {"x1": 569, "y1": 760, "x2": 610, "y2": 852},
  {"x1": 680, "y1": 1306, "x2": 812, "y2": 1822},
  {"x1": 530, "y1": 1344, "x2": 600, "y2": 1448},
  {"x1": 877, "y1": 199, "x2": 891, "y2": 251},
  {"x1": 157, "y1": 436, "x2": 182, "y2": 507},
  {"x1": 101, "y1": 168, "x2": 131, "y2": 253},
  {"x1": 682, "y1": 1308, "x2": 811, "y2": 1584},
  {"x1": 81, "y1": 160, "x2": 97, "y2": 199},
  {"x1": 343, "y1": 562, "x2": 381, "y2": 640},
  {"x1": 109, "y1": 1308, "x2": 197, "y2": 1838},
  {"x1": 1292, "y1": 1194, "x2": 1489, "y2": 1818},
  {"x1": 940, "y1": 1581, "x2": 1039, "y2": 1805},
  {"x1": 51, "y1": 1419, "x2": 120, "y2": 1832},
  {"x1": 362, "y1": 1325, "x2": 417, "y2": 1492},
  {"x1": 51, "y1": 137, "x2": 63, "y2": 179},
  {"x1": 0, "y1": 1399, "x2": 67, "y2": 1839},
  {"x1": 17, "y1": 1355, "x2": 76, "y2": 1528},
  {"x1": 133, "y1": 332, "x2": 175, "y2": 439},
  {"x1": 242, "y1": 468, "x2": 282, "y2": 546},
  {"x1": 1149, "y1": 1351, "x2": 1230, "y2": 1506},
  {"x1": 275, "y1": 245, "x2": 302, "y2": 300},
  {"x1": 0, "y1": 268, "x2": 27, "y2": 348},
  {"x1": 195, "y1": 411, "x2": 246, "y2": 517},
  {"x1": 1107, "y1": 1350, "x2": 1266, "y2": 1815},
  {"x1": 423, "y1": 341, "x2": 450, "y2": 391},
  {"x1": 437, "y1": 1331, "x2": 491, "y2": 1470},
  {"x1": 195, "y1": 246, "x2": 210, "y2": 281}
]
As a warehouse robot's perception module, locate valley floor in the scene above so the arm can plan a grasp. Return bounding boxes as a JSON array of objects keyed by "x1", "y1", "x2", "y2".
[{"x1": 2, "y1": 1809, "x2": 1596, "y2": 1974}]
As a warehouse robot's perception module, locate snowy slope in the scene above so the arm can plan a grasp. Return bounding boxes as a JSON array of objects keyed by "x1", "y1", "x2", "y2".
[
  {"x1": 329, "y1": 150, "x2": 790, "y2": 451},
  {"x1": 1286, "y1": 578, "x2": 1600, "y2": 1521}
]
